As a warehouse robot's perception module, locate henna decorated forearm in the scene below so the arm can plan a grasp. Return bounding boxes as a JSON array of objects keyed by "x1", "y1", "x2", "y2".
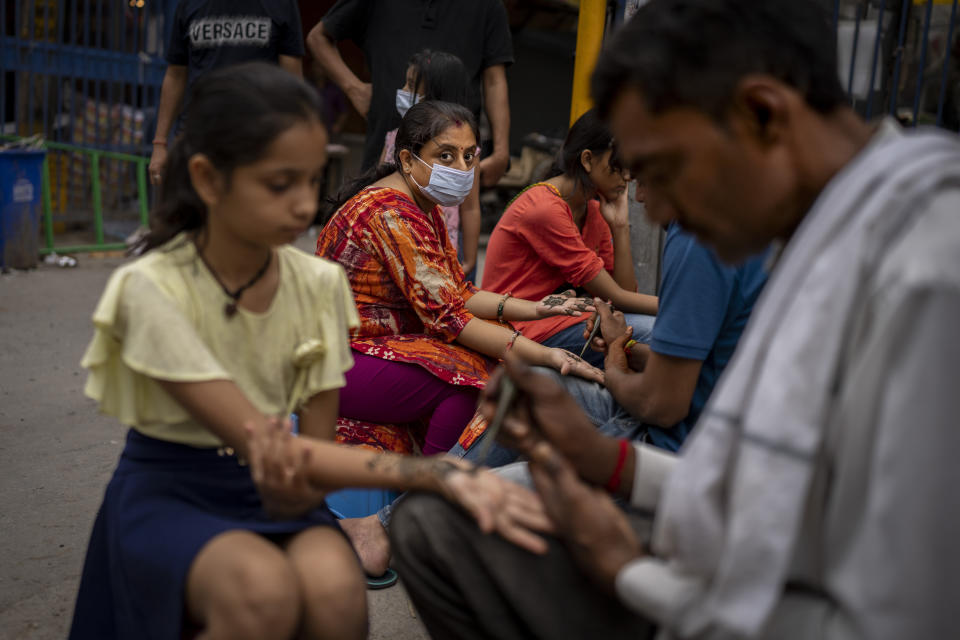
[{"x1": 363, "y1": 454, "x2": 476, "y2": 492}]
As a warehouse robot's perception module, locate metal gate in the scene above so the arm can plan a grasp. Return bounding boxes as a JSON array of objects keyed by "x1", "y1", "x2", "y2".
[
  {"x1": 836, "y1": 0, "x2": 958, "y2": 129},
  {"x1": 1, "y1": 0, "x2": 173, "y2": 252},
  {"x1": 1, "y1": 1, "x2": 957, "y2": 254},
  {"x1": 621, "y1": 0, "x2": 960, "y2": 130}
]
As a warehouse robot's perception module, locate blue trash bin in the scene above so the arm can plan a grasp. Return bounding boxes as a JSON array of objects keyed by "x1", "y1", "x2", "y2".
[{"x1": 0, "y1": 149, "x2": 46, "y2": 269}]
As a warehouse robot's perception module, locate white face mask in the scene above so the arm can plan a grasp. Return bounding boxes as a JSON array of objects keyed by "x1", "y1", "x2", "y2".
[
  {"x1": 396, "y1": 89, "x2": 418, "y2": 117},
  {"x1": 410, "y1": 154, "x2": 475, "y2": 207}
]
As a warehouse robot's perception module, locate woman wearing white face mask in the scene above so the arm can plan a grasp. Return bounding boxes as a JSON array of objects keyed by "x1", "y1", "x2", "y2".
[
  {"x1": 379, "y1": 49, "x2": 483, "y2": 282},
  {"x1": 317, "y1": 101, "x2": 603, "y2": 459}
]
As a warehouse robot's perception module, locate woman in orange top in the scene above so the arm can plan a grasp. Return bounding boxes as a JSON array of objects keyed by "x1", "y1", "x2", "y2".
[
  {"x1": 482, "y1": 109, "x2": 659, "y2": 366},
  {"x1": 316, "y1": 100, "x2": 602, "y2": 457}
]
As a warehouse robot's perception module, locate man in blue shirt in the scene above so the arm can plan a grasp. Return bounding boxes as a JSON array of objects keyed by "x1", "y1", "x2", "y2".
[
  {"x1": 456, "y1": 216, "x2": 768, "y2": 465},
  {"x1": 572, "y1": 221, "x2": 769, "y2": 451}
]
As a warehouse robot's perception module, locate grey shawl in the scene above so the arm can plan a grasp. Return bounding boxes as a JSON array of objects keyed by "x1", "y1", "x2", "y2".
[{"x1": 652, "y1": 121, "x2": 960, "y2": 638}]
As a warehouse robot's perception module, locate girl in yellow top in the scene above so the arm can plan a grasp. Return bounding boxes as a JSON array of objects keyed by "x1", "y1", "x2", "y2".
[{"x1": 69, "y1": 63, "x2": 550, "y2": 640}]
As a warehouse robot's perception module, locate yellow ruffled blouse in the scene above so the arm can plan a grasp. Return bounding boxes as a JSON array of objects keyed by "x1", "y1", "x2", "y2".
[{"x1": 81, "y1": 233, "x2": 359, "y2": 448}]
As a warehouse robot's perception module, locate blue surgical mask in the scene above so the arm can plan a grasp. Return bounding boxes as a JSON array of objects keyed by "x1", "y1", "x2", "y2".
[
  {"x1": 396, "y1": 89, "x2": 417, "y2": 117},
  {"x1": 411, "y1": 154, "x2": 475, "y2": 207}
]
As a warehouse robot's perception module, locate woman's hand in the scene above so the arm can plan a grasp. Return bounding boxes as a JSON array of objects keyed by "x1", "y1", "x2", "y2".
[
  {"x1": 548, "y1": 347, "x2": 604, "y2": 383},
  {"x1": 536, "y1": 290, "x2": 595, "y2": 319},
  {"x1": 435, "y1": 457, "x2": 554, "y2": 554},
  {"x1": 598, "y1": 186, "x2": 630, "y2": 232},
  {"x1": 245, "y1": 417, "x2": 327, "y2": 520}
]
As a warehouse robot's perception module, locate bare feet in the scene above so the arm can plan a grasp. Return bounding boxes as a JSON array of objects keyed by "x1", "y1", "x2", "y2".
[{"x1": 339, "y1": 514, "x2": 391, "y2": 576}]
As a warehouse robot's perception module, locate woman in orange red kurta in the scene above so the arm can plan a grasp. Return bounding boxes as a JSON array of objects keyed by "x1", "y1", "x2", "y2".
[{"x1": 316, "y1": 101, "x2": 602, "y2": 456}]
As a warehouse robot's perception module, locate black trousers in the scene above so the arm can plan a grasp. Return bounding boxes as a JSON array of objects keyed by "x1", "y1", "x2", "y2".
[{"x1": 391, "y1": 493, "x2": 656, "y2": 640}]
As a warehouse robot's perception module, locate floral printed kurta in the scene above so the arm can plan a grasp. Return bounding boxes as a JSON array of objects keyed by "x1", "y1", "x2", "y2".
[{"x1": 316, "y1": 186, "x2": 491, "y2": 388}]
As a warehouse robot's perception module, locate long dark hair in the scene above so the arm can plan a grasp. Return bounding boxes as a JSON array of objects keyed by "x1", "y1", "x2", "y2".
[
  {"x1": 552, "y1": 108, "x2": 622, "y2": 196},
  {"x1": 135, "y1": 62, "x2": 323, "y2": 253},
  {"x1": 408, "y1": 49, "x2": 473, "y2": 108},
  {"x1": 323, "y1": 100, "x2": 478, "y2": 219}
]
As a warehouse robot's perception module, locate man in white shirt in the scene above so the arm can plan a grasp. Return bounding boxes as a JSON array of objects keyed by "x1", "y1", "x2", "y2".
[{"x1": 389, "y1": 1, "x2": 960, "y2": 638}]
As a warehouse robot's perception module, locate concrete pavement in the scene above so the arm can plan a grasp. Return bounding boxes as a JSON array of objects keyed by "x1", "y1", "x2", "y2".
[{"x1": 0, "y1": 233, "x2": 429, "y2": 640}]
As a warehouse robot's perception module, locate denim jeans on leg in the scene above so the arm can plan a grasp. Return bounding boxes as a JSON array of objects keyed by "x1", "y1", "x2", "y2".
[
  {"x1": 531, "y1": 366, "x2": 645, "y2": 440},
  {"x1": 375, "y1": 366, "x2": 647, "y2": 528},
  {"x1": 540, "y1": 312, "x2": 655, "y2": 368}
]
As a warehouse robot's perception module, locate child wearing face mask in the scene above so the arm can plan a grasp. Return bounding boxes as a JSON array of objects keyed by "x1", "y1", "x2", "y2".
[{"x1": 380, "y1": 50, "x2": 482, "y2": 282}]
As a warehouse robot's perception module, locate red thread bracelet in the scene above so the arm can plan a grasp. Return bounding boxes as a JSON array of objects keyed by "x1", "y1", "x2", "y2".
[
  {"x1": 504, "y1": 329, "x2": 520, "y2": 352},
  {"x1": 604, "y1": 438, "x2": 630, "y2": 493}
]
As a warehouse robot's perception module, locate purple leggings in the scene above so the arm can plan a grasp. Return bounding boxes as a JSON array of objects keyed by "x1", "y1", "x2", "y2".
[{"x1": 339, "y1": 352, "x2": 480, "y2": 455}]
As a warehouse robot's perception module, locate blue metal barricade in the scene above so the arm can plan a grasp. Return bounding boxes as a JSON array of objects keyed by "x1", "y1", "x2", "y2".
[
  {"x1": 1, "y1": 0, "x2": 172, "y2": 245},
  {"x1": 1, "y1": 0, "x2": 956, "y2": 247},
  {"x1": 616, "y1": 0, "x2": 959, "y2": 130},
  {"x1": 837, "y1": 0, "x2": 959, "y2": 130}
]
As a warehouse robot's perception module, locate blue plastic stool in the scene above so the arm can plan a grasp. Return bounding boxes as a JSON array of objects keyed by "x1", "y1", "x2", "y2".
[{"x1": 326, "y1": 488, "x2": 400, "y2": 519}]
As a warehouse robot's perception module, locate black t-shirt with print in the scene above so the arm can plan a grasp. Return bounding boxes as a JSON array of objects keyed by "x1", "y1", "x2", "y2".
[
  {"x1": 167, "y1": 0, "x2": 305, "y2": 90},
  {"x1": 322, "y1": 0, "x2": 514, "y2": 170}
]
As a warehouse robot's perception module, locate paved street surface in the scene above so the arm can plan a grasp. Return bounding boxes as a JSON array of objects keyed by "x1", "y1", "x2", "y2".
[{"x1": 0, "y1": 234, "x2": 429, "y2": 640}]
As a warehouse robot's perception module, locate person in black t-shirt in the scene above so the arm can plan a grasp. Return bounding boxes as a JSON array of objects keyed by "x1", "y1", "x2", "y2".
[
  {"x1": 307, "y1": 0, "x2": 514, "y2": 187},
  {"x1": 149, "y1": 0, "x2": 305, "y2": 185}
]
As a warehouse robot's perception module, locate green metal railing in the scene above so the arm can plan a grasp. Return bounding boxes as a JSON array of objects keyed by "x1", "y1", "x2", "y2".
[{"x1": 3, "y1": 135, "x2": 149, "y2": 254}]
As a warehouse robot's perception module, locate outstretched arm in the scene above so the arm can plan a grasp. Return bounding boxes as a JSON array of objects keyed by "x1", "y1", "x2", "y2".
[
  {"x1": 456, "y1": 317, "x2": 604, "y2": 384},
  {"x1": 246, "y1": 417, "x2": 554, "y2": 554},
  {"x1": 156, "y1": 376, "x2": 553, "y2": 551},
  {"x1": 466, "y1": 289, "x2": 594, "y2": 322}
]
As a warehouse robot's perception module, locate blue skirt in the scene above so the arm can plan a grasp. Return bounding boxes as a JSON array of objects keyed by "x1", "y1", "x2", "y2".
[{"x1": 69, "y1": 429, "x2": 342, "y2": 640}]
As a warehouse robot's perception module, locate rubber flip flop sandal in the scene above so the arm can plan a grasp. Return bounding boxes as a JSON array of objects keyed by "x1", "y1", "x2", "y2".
[{"x1": 366, "y1": 568, "x2": 399, "y2": 590}]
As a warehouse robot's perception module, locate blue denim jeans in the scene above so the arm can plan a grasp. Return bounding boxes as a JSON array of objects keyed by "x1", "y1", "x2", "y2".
[
  {"x1": 456, "y1": 366, "x2": 645, "y2": 463},
  {"x1": 376, "y1": 367, "x2": 645, "y2": 527},
  {"x1": 540, "y1": 313, "x2": 655, "y2": 368}
]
